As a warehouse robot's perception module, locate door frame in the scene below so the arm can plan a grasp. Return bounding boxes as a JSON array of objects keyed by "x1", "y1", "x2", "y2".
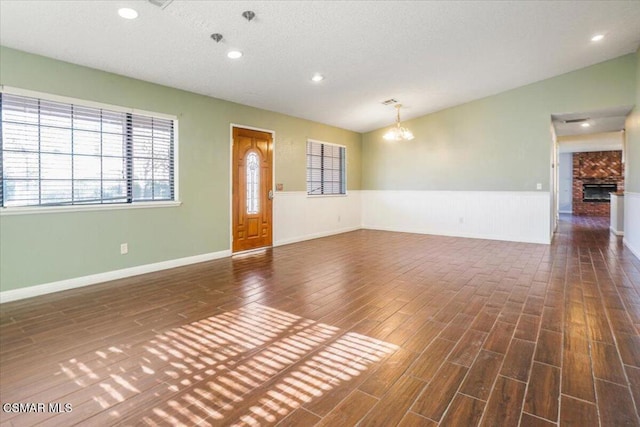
[
  {"x1": 229, "y1": 123, "x2": 276, "y2": 253},
  {"x1": 550, "y1": 122, "x2": 559, "y2": 239}
]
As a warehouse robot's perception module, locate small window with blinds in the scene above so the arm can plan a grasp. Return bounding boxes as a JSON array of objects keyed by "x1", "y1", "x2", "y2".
[
  {"x1": 306, "y1": 140, "x2": 346, "y2": 195},
  {"x1": 0, "y1": 92, "x2": 176, "y2": 208}
]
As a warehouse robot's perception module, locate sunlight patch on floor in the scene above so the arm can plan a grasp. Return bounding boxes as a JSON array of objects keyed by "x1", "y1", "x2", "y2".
[{"x1": 59, "y1": 303, "x2": 398, "y2": 425}]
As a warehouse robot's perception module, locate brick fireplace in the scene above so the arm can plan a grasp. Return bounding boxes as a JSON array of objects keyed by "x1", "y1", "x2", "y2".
[{"x1": 572, "y1": 150, "x2": 624, "y2": 217}]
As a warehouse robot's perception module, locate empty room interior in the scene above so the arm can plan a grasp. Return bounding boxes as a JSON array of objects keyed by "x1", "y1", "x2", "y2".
[{"x1": 1, "y1": 1, "x2": 640, "y2": 426}]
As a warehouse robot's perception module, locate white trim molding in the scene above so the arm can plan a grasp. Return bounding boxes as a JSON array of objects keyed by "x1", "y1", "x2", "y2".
[
  {"x1": 0, "y1": 201, "x2": 182, "y2": 216},
  {"x1": 0, "y1": 249, "x2": 231, "y2": 303},
  {"x1": 361, "y1": 190, "x2": 551, "y2": 244},
  {"x1": 274, "y1": 226, "x2": 361, "y2": 247},
  {"x1": 623, "y1": 192, "x2": 640, "y2": 261}
]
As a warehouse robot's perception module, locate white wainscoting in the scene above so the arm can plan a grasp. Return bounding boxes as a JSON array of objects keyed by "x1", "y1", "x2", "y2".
[
  {"x1": 2, "y1": 189, "x2": 555, "y2": 303},
  {"x1": 361, "y1": 190, "x2": 551, "y2": 244},
  {"x1": 624, "y1": 192, "x2": 640, "y2": 260},
  {"x1": 273, "y1": 191, "x2": 362, "y2": 246}
]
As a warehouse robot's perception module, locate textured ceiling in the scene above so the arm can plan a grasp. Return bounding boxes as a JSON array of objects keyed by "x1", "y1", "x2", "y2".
[{"x1": 1, "y1": 0, "x2": 639, "y2": 133}]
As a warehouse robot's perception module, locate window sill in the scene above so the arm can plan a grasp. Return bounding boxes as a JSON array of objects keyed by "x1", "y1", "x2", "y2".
[
  {"x1": 0, "y1": 201, "x2": 182, "y2": 216},
  {"x1": 306, "y1": 193, "x2": 349, "y2": 198}
]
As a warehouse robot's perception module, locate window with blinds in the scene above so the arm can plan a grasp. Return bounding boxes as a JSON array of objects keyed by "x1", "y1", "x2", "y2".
[
  {"x1": 306, "y1": 140, "x2": 346, "y2": 195},
  {"x1": 0, "y1": 92, "x2": 176, "y2": 208}
]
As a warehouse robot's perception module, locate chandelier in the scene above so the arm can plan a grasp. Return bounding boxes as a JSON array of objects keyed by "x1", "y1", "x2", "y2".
[{"x1": 383, "y1": 104, "x2": 414, "y2": 141}]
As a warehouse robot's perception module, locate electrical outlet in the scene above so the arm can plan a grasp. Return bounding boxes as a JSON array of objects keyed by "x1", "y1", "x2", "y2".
[
  {"x1": 459, "y1": 217, "x2": 464, "y2": 224},
  {"x1": 536, "y1": 183, "x2": 542, "y2": 190},
  {"x1": 338, "y1": 215, "x2": 341, "y2": 222},
  {"x1": 120, "y1": 243, "x2": 128, "y2": 255}
]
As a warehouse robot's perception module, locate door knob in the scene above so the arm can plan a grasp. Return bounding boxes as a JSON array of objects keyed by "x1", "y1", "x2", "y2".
[{"x1": 268, "y1": 189, "x2": 274, "y2": 200}]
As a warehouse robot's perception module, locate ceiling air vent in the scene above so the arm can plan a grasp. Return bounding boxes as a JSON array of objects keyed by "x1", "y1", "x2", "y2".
[
  {"x1": 147, "y1": 0, "x2": 174, "y2": 9},
  {"x1": 563, "y1": 118, "x2": 590, "y2": 124},
  {"x1": 381, "y1": 99, "x2": 398, "y2": 106}
]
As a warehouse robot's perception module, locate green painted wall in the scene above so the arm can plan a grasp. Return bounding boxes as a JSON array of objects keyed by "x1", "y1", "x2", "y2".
[
  {"x1": 1, "y1": 46, "x2": 637, "y2": 293},
  {"x1": 362, "y1": 54, "x2": 637, "y2": 191},
  {"x1": 0, "y1": 47, "x2": 362, "y2": 292},
  {"x1": 625, "y1": 48, "x2": 640, "y2": 193}
]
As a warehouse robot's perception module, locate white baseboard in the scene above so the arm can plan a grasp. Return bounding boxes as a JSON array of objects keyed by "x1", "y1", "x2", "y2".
[
  {"x1": 2, "y1": 190, "x2": 362, "y2": 304},
  {"x1": 274, "y1": 226, "x2": 361, "y2": 247},
  {"x1": 0, "y1": 189, "x2": 566, "y2": 302},
  {"x1": 363, "y1": 225, "x2": 550, "y2": 245},
  {"x1": 0, "y1": 250, "x2": 231, "y2": 303},
  {"x1": 559, "y1": 210, "x2": 572, "y2": 214},
  {"x1": 610, "y1": 227, "x2": 624, "y2": 236},
  {"x1": 624, "y1": 237, "x2": 640, "y2": 261}
]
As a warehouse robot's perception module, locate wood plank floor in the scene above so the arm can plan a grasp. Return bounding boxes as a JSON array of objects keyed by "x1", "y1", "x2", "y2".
[{"x1": 2, "y1": 214, "x2": 640, "y2": 426}]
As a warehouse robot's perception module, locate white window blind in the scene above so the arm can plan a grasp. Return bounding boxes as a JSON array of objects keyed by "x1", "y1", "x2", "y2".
[
  {"x1": 306, "y1": 140, "x2": 346, "y2": 195},
  {"x1": 0, "y1": 93, "x2": 175, "y2": 207}
]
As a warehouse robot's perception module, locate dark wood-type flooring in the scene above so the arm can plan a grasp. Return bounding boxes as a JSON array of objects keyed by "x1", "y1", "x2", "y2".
[{"x1": 2, "y1": 215, "x2": 640, "y2": 426}]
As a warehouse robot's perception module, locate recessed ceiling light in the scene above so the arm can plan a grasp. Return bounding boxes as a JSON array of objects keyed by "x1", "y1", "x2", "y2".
[
  {"x1": 581, "y1": 122, "x2": 591, "y2": 128},
  {"x1": 311, "y1": 74, "x2": 324, "y2": 82},
  {"x1": 118, "y1": 8, "x2": 138, "y2": 20},
  {"x1": 591, "y1": 34, "x2": 605, "y2": 42},
  {"x1": 227, "y1": 51, "x2": 243, "y2": 59}
]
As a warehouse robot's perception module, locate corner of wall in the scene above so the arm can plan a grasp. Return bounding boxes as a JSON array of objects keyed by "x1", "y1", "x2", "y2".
[{"x1": 621, "y1": 46, "x2": 640, "y2": 261}]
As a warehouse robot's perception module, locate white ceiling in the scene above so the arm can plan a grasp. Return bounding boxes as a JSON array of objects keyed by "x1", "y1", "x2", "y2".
[
  {"x1": 552, "y1": 105, "x2": 633, "y2": 137},
  {"x1": 1, "y1": 0, "x2": 639, "y2": 133}
]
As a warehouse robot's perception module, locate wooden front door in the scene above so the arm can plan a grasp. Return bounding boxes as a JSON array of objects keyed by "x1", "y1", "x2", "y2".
[{"x1": 232, "y1": 127, "x2": 273, "y2": 252}]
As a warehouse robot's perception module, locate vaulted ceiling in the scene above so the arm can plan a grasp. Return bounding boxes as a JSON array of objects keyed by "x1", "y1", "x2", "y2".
[{"x1": 1, "y1": 0, "x2": 639, "y2": 133}]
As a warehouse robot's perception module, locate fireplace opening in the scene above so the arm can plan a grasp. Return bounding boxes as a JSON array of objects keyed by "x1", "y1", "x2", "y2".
[{"x1": 583, "y1": 183, "x2": 617, "y2": 202}]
